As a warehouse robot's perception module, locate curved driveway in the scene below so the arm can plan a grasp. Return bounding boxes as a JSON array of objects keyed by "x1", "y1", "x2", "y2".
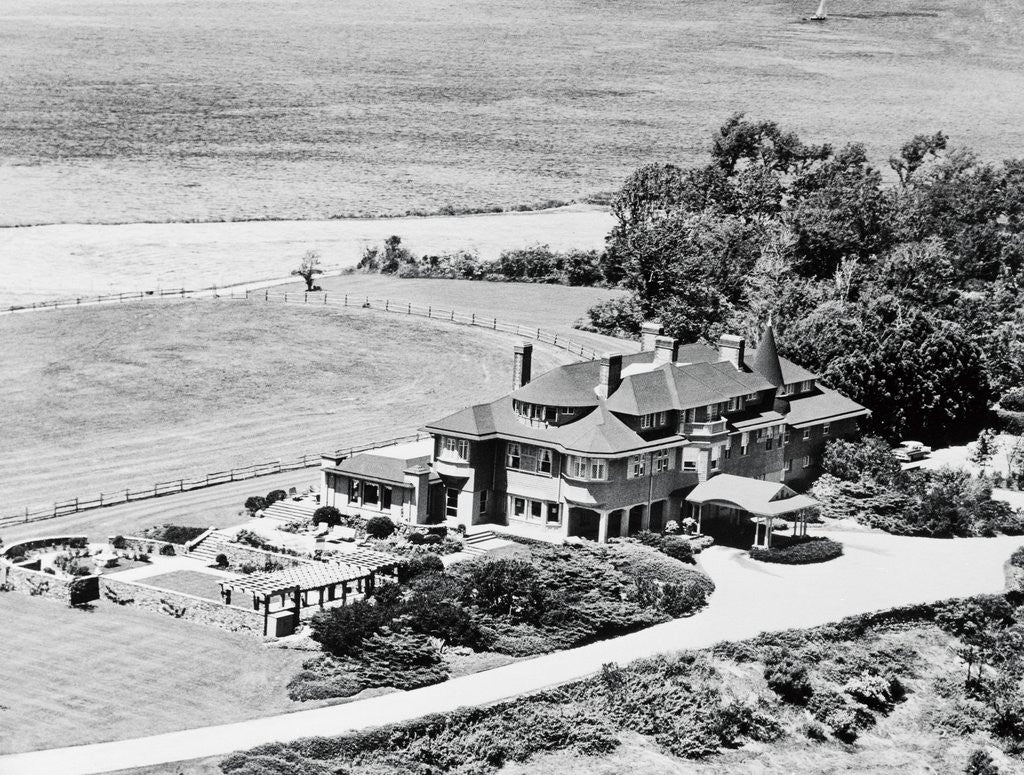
[{"x1": 3, "y1": 529, "x2": 1021, "y2": 775}]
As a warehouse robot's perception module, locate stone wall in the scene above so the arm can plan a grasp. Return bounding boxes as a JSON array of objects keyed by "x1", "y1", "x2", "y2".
[
  {"x1": 216, "y1": 542, "x2": 310, "y2": 570},
  {"x1": 115, "y1": 536, "x2": 178, "y2": 557},
  {"x1": 99, "y1": 576, "x2": 266, "y2": 635},
  {"x1": 2, "y1": 535, "x2": 88, "y2": 559},
  {"x1": 1, "y1": 559, "x2": 99, "y2": 605}
]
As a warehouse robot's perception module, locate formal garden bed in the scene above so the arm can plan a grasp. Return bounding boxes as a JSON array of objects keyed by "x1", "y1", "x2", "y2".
[
  {"x1": 749, "y1": 536, "x2": 844, "y2": 565},
  {"x1": 286, "y1": 539, "x2": 714, "y2": 701}
]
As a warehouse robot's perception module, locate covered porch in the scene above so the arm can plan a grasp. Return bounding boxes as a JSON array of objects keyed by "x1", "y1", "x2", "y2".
[{"x1": 685, "y1": 474, "x2": 819, "y2": 549}]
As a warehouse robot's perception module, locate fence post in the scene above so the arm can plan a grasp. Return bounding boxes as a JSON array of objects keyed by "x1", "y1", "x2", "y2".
[
  {"x1": 344, "y1": 294, "x2": 348, "y2": 306},
  {"x1": 76, "y1": 297, "x2": 80, "y2": 305},
  {"x1": 493, "y1": 317, "x2": 497, "y2": 329},
  {"x1": 450, "y1": 310, "x2": 454, "y2": 321},
  {"x1": 428, "y1": 306, "x2": 431, "y2": 317},
  {"x1": 265, "y1": 289, "x2": 269, "y2": 301},
  {"x1": 305, "y1": 292, "x2": 308, "y2": 303},
  {"x1": 126, "y1": 488, "x2": 130, "y2": 503},
  {"x1": 385, "y1": 299, "x2": 389, "y2": 311},
  {"x1": 99, "y1": 493, "x2": 103, "y2": 506},
  {"x1": 74, "y1": 498, "x2": 79, "y2": 512},
  {"x1": 537, "y1": 328, "x2": 541, "y2": 339},
  {"x1": 471, "y1": 313, "x2": 475, "y2": 324},
  {"x1": 179, "y1": 479, "x2": 184, "y2": 492},
  {"x1": 408, "y1": 302, "x2": 411, "y2": 314},
  {"x1": 323, "y1": 294, "x2": 327, "y2": 305},
  {"x1": 554, "y1": 334, "x2": 558, "y2": 345}
]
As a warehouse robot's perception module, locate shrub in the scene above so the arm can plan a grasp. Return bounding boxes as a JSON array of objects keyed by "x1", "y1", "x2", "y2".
[
  {"x1": 422, "y1": 534, "x2": 442, "y2": 545},
  {"x1": 239, "y1": 562, "x2": 258, "y2": 574},
  {"x1": 43, "y1": 567, "x2": 56, "y2": 575},
  {"x1": 234, "y1": 529, "x2": 272, "y2": 550},
  {"x1": 1011, "y1": 546, "x2": 1024, "y2": 569},
  {"x1": 356, "y1": 628, "x2": 449, "y2": 690},
  {"x1": 141, "y1": 525, "x2": 208, "y2": 545},
  {"x1": 159, "y1": 544, "x2": 176, "y2": 556},
  {"x1": 215, "y1": 553, "x2": 229, "y2": 567},
  {"x1": 750, "y1": 537, "x2": 843, "y2": 565},
  {"x1": 609, "y1": 543, "x2": 715, "y2": 592},
  {"x1": 401, "y1": 553, "x2": 444, "y2": 580},
  {"x1": 312, "y1": 506, "x2": 341, "y2": 528},
  {"x1": 137, "y1": 553, "x2": 150, "y2": 563},
  {"x1": 808, "y1": 688, "x2": 862, "y2": 742},
  {"x1": 764, "y1": 657, "x2": 813, "y2": 704},
  {"x1": 658, "y1": 535, "x2": 694, "y2": 564},
  {"x1": 658, "y1": 581, "x2": 707, "y2": 617},
  {"x1": 112, "y1": 535, "x2": 127, "y2": 550},
  {"x1": 406, "y1": 532, "x2": 426, "y2": 545},
  {"x1": 266, "y1": 490, "x2": 288, "y2": 505},
  {"x1": 365, "y1": 516, "x2": 396, "y2": 539},
  {"x1": 310, "y1": 599, "x2": 391, "y2": 658},
  {"x1": 964, "y1": 749, "x2": 1001, "y2": 775},
  {"x1": 844, "y1": 672, "x2": 903, "y2": 713},
  {"x1": 244, "y1": 496, "x2": 268, "y2": 515},
  {"x1": 1000, "y1": 387, "x2": 1024, "y2": 412}
]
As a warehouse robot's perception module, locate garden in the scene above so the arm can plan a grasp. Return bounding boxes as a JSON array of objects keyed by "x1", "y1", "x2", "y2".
[{"x1": 287, "y1": 535, "x2": 714, "y2": 702}]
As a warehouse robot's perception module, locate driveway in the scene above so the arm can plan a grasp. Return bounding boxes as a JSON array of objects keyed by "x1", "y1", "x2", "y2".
[{"x1": 2, "y1": 530, "x2": 1022, "y2": 775}]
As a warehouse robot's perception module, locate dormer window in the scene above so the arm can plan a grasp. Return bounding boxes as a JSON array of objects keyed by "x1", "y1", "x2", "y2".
[
  {"x1": 640, "y1": 411, "x2": 667, "y2": 429},
  {"x1": 727, "y1": 396, "x2": 741, "y2": 412}
]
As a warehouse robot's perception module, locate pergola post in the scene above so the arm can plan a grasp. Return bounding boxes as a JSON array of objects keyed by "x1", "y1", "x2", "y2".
[
  {"x1": 293, "y1": 586, "x2": 301, "y2": 630},
  {"x1": 318, "y1": 587, "x2": 325, "y2": 608},
  {"x1": 262, "y1": 593, "x2": 269, "y2": 635},
  {"x1": 696, "y1": 503, "x2": 703, "y2": 536}
]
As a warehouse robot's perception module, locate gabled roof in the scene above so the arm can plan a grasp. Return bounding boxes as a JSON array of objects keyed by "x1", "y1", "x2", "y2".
[
  {"x1": 605, "y1": 360, "x2": 774, "y2": 416},
  {"x1": 510, "y1": 360, "x2": 601, "y2": 407},
  {"x1": 686, "y1": 474, "x2": 818, "y2": 516},
  {"x1": 785, "y1": 386, "x2": 871, "y2": 428}
]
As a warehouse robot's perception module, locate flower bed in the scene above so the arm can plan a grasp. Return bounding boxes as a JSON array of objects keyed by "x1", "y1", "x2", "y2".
[{"x1": 749, "y1": 537, "x2": 843, "y2": 565}]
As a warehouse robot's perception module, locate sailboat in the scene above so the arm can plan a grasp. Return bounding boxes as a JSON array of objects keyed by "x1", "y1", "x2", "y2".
[{"x1": 809, "y1": 0, "x2": 827, "y2": 21}]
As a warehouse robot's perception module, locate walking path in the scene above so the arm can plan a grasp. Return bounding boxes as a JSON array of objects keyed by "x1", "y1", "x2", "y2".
[{"x1": 3, "y1": 529, "x2": 1021, "y2": 775}]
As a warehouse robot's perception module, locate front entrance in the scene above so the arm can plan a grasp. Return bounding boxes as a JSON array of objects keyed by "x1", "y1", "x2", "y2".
[
  {"x1": 628, "y1": 505, "x2": 645, "y2": 535},
  {"x1": 648, "y1": 501, "x2": 665, "y2": 533}
]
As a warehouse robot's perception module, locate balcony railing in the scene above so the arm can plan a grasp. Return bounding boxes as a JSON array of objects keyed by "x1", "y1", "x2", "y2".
[{"x1": 681, "y1": 419, "x2": 728, "y2": 437}]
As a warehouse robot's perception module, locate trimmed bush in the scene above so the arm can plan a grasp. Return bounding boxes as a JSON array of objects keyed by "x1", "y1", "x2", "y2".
[
  {"x1": 422, "y1": 534, "x2": 442, "y2": 545},
  {"x1": 365, "y1": 516, "x2": 396, "y2": 539},
  {"x1": 112, "y1": 535, "x2": 127, "y2": 550},
  {"x1": 215, "y1": 553, "x2": 229, "y2": 567},
  {"x1": 658, "y1": 535, "x2": 694, "y2": 564},
  {"x1": 750, "y1": 537, "x2": 843, "y2": 565},
  {"x1": 1000, "y1": 387, "x2": 1024, "y2": 412},
  {"x1": 266, "y1": 490, "x2": 288, "y2": 505},
  {"x1": 312, "y1": 506, "x2": 341, "y2": 528},
  {"x1": 141, "y1": 525, "x2": 207, "y2": 545},
  {"x1": 244, "y1": 496, "x2": 268, "y2": 515},
  {"x1": 406, "y1": 531, "x2": 426, "y2": 545},
  {"x1": 401, "y1": 553, "x2": 444, "y2": 580},
  {"x1": 159, "y1": 544, "x2": 176, "y2": 556}
]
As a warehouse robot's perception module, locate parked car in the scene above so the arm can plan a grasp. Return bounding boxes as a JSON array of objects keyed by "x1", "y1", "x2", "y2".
[{"x1": 892, "y1": 440, "x2": 932, "y2": 462}]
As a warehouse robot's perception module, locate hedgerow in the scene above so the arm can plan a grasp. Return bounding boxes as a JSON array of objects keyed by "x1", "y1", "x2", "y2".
[{"x1": 749, "y1": 537, "x2": 843, "y2": 565}]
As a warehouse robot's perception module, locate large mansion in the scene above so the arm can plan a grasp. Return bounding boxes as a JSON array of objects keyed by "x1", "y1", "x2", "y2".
[{"x1": 321, "y1": 323, "x2": 869, "y2": 543}]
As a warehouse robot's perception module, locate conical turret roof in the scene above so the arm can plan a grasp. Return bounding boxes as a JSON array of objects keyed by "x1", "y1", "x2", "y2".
[{"x1": 753, "y1": 322, "x2": 785, "y2": 388}]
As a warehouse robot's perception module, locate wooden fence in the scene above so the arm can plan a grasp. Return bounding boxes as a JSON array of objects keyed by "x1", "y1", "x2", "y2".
[
  {"x1": 5, "y1": 288, "x2": 189, "y2": 314},
  {"x1": 0, "y1": 433, "x2": 428, "y2": 530},
  {"x1": 232, "y1": 289, "x2": 602, "y2": 361}
]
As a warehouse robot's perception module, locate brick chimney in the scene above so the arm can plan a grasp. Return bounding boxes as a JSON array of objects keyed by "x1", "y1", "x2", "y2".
[
  {"x1": 717, "y1": 334, "x2": 745, "y2": 371},
  {"x1": 595, "y1": 354, "x2": 623, "y2": 399},
  {"x1": 653, "y1": 335, "x2": 679, "y2": 365},
  {"x1": 513, "y1": 342, "x2": 532, "y2": 389},
  {"x1": 640, "y1": 321, "x2": 664, "y2": 352}
]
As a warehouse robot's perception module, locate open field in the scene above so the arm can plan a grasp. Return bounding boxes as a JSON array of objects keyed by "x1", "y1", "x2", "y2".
[
  {"x1": 0, "y1": 205, "x2": 614, "y2": 308},
  {"x1": 2, "y1": 0, "x2": 1023, "y2": 227},
  {"x1": 0, "y1": 295, "x2": 587, "y2": 513},
  {"x1": 0, "y1": 593, "x2": 315, "y2": 755}
]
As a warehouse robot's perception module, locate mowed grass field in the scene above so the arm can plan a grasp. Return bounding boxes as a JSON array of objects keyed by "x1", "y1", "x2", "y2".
[
  {"x1": 1, "y1": 0, "x2": 1022, "y2": 226},
  {"x1": 0, "y1": 593, "x2": 314, "y2": 754},
  {"x1": 0, "y1": 282, "x2": 616, "y2": 515}
]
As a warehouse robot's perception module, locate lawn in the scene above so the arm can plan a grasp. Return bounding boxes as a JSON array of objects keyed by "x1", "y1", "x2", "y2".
[
  {"x1": 137, "y1": 570, "x2": 229, "y2": 603},
  {"x1": 1, "y1": 0, "x2": 1022, "y2": 226},
  {"x1": 0, "y1": 297, "x2": 575, "y2": 514},
  {"x1": 0, "y1": 593, "x2": 315, "y2": 754}
]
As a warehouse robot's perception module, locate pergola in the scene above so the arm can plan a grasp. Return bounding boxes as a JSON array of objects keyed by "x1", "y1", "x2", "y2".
[
  {"x1": 219, "y1": 554, "x2": 402, "y2": 636},
  {"x1": 685, "y1": 474, "x2": 819, "y2": 548}
]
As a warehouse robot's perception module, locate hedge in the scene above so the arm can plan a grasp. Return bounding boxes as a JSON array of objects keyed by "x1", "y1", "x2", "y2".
[{"x1": 749, "y1": 537, "x2": 843, "y2": 565}]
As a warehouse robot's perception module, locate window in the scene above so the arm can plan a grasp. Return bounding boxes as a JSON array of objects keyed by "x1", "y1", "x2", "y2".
[
  {"x1": 442, "y1": 436, "x2": 470, "y2": 462},
  {"x1": 561, "y1": 406, "x2": 573, "y2": 415},
  {"x1": 746, "y1": 392, "x2": 759, "y2": 400},
  {"x1": 756, "y1": 428, "x2": 766, "y2": 441},
  {"x1": 682, "y1": 447, "x2": 698, "y2": 471},
  {"x1": 348, "y1": 479, "x2": 361, "y2": 503},
  {"x1": 740, "y1": 431, "x2": 749, "y2": 456},
  {"x1": 710, "y1": 446, "x2": 722, "y2": 470},
  {"x1": 653, "y1": 449, "x2": 671, "y2": 473},
  {"x1": 545, "y1": 406, "x2": 557, "y2": 423},
  {"x1": 784, "y1": 459, "x2": 793, "y2": 472},
  {"x1": 640, "y1": 411, "x2": 667, "y2": 429},
  {"x1": 538, "y1": 448, "x2": 553, "y2": 474},
  {"x1": 567, "y1": 455, "x2": 606, "y2": 481},
  {"x1": 823, "y1": 423, "x2": 831, "y2": 436},
  {"x1": 802, "y1": 428, "x2": 811, "y2": 440},
  {"x1": 629, "y1": 454, "x2": 647, "y2": 478},
  {"x1": 507, "y1": 442, "x2": 522, "y2": 469},
  {"x1": 683, "y1": 408, "x2": 697, "y2": 423},
  {"x1": 530, "y1": 500, "x2": 543, "y2": 519},
  {"x1": 362, "y1": 484, "x2": 383, "y2": 508},
  {"x1": 727, "y1": 396, "x2": 740, "y2": 412},
  {"x1": 513, "y1": 497, "x2": 526, "y2": 517},
  {"x1": 783, "y1": 429, "x2": 791, "y2": 444},
  {"x1": 445, "y1": 488, "x2": 459, "y2": 518},
  {"x1": 382, "y1": 486, "x2": 392, "y2": 510},
  {"x1": 546, "y1": 503, "x2": 560, "y2": 524},
  {"x1": 802, "y1": 455, "x2": 811, "y2": 468},
  {"x1": 766, "y1": 436, "x2": 774, "y2": 451},
  {"x1": 479, "y1": 490, "x2": 488, "y2": 515}
]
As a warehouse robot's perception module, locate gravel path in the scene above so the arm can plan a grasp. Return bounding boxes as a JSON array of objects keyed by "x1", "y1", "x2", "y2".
[{"x1": 3, "y1": 529, "x2": 1021, "y2": 775}]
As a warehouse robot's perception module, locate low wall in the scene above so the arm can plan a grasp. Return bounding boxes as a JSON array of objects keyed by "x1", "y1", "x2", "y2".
[
  {"x1": 2, "y1": 535, "x2": 88, "y2": 559},
  {"x1": 1, "y1": 559, "x2": 99, "y2": 606},
  {"x1": 99, "y1": 576, "x2": 266, "y2": 635},
  {"x1": 217, "y1": 542, "x2": 310, "y2": 570},
  {"x1": 115, "y1": 536, "x2": 179, "y2": 557}
]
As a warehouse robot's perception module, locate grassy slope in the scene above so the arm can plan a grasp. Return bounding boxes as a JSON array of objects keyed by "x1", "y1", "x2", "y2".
[
  {"x1": 0, "y1": 295, "x2": 593, "y2": 512},
  {"x1": 2, "y1": 0, "x2": 1023, "y2": 225},
  {"x1": 0, "y1": 593, "x2": 316, "y2": 754}
]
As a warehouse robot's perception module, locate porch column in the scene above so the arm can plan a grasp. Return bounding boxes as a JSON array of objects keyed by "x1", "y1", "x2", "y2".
[
  {"x1": 766, "y1": 516, "x2": 774, "y2": 548},
  {"x1": 598, "y1": 511, "x2": 609, "y2": 544},
  {"x1": 640, "y1": 505, "x2": 650, "y2": 532},
  {"x1": 696, "y1": 504, "x2": 703, "y2": 535},
  {"x1": 619, "y1": 512, "x2": 629, "y2": 538}
]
